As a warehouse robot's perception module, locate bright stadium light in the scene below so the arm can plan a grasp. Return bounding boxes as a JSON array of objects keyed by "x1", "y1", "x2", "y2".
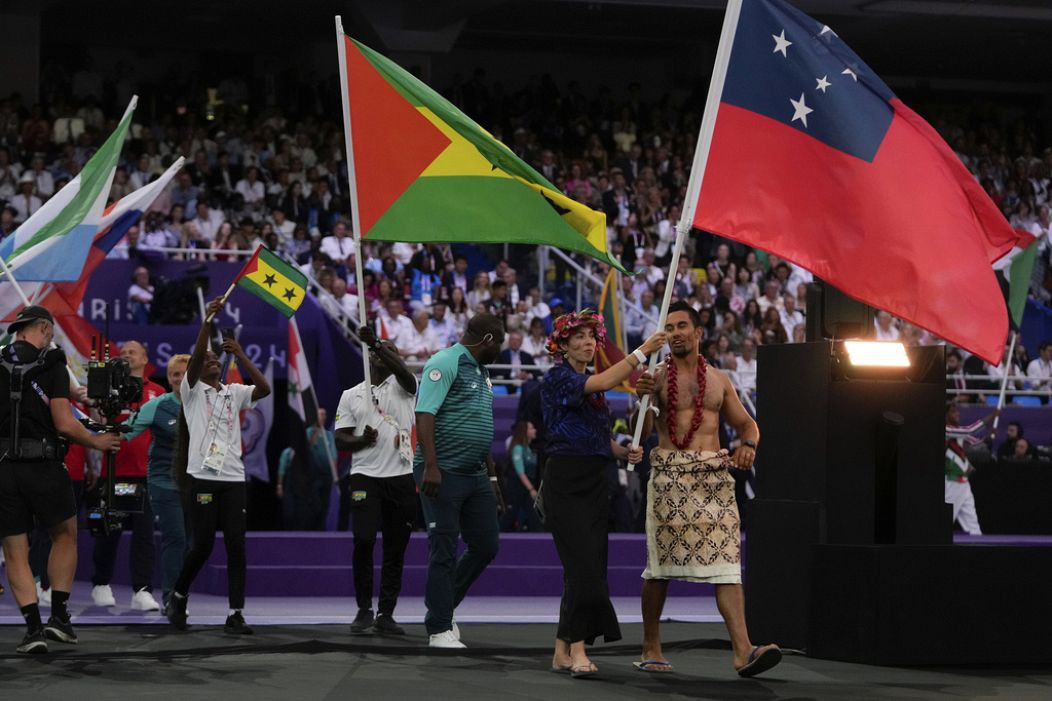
[{"x1": 843, "y1": 341, "x2": 911, "y2": 368}]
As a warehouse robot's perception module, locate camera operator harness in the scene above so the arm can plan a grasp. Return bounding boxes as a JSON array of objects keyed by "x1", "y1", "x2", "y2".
[{"x1": 0, "y1": 344, "x2": 67, "y2": 462}]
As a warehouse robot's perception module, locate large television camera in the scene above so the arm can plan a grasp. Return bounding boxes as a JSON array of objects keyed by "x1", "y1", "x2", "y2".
[
  {"x1": 82, "y1": 338, "x2": 144, "y2": 536},
  {"x1": 87, "y1": 357, "x2": 143, "y2": 419}
]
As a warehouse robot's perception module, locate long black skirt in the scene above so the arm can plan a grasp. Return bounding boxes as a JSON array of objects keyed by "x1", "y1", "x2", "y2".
[{"x1": 543, "y1": 454, "x2": 622, "y2": 645}]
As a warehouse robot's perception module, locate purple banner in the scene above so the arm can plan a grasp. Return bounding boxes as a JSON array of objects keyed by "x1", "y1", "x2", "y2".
[{"x1": 81, "y1": 259, "x2": 363, "y2": 414}]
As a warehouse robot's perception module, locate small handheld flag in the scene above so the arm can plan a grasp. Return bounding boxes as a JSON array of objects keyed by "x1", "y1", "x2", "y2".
[{"x1": 214, "y1": 246, "x2": 309, "y2": 320}]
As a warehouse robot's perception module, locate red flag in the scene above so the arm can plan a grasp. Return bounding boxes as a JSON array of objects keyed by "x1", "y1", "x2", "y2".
[{"x1": 691, "y1": 0, "x2": 1015, "y2": 364}]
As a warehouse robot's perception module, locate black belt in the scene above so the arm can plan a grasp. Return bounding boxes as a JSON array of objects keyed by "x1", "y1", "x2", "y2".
[{"x1": 0, "y1": 438, "x2": 67, "y2": 462}]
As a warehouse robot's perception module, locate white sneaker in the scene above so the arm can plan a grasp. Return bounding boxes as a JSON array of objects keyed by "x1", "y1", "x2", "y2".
[
  {"x1": 429, "y1": 630, "x2": 466, "y2": 649},
  {"x1": 92, "y1": 585, "x2": 116, "y2": 607},
  {"x1": 36, "y1": 582, "x2": 51, "y2": 607},
  {"x1": 131, "y1": 588, "x2": 160, "y2": 612},
  {"x1": 451, "y1": 617, "x2": 460, "y2": 641}
]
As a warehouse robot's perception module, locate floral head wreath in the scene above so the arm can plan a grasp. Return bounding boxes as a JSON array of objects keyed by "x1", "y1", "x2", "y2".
[{"x1": 545, "y1": 308, "x2": 607, "y2": 357}]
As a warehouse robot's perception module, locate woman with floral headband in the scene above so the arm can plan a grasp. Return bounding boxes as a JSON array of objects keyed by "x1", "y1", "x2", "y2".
[{"x1": 540, "y1": 308, "x2": 666, "y2": 679}]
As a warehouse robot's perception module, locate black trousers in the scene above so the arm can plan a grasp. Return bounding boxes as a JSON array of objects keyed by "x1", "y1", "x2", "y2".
[
  {"x1": 174, "y1": 477, "x2": 247, "y2": 610},
  {"x1": 349, "y1": 473, "x2": 417, "y2": 616},
  {"x1": 91, "y1": 486, "x2": 156, "y2": 592},
  {"x1": 544, "y1": 454, "x2": 622, "y2": 645}
]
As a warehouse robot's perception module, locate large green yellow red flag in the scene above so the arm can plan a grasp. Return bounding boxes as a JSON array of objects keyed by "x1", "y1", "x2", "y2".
[{"x1": 336, "y1": 23, "x2": 626, "y2": 272}]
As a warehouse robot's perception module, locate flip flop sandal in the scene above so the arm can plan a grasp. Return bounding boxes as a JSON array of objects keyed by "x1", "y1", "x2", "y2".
[
  {"x1": 736, "y1": 646, "x2": 782, "y2": 678},
  {"x1": 633, "y1": 660, "x2": 674, "y2": 673}
]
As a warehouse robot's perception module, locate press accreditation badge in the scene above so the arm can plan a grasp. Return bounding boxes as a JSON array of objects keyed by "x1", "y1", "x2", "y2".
[
  {"x1": 398, "y1": 429, "x2": 413, "y2": 464},
  {"x1": 202, "y1": 440, "x2": 229, "y2": 475}
]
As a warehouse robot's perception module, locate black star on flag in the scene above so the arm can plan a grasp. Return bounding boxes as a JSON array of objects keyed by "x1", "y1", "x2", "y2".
[
  {"x1": 283, "y1": 287, "x2": 297, "y2": 301},
  {"x1": 263, "y1": 273, "x2": 277, "y2": 287}
]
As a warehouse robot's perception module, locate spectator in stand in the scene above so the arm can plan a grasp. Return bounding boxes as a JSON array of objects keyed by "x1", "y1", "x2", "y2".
[
  {"x1": 26, "y1": 154, "x2": 54, "y2": 200},
  {"x1": 1027, "y1": 341, "x2": 1052, "y2": 405},
  {"x1": 127, "y1": 266, "x2": 155, "y2": 324},
  {"x1": 11, "y1": 173, "x2": 42, "y2": 224},
  {"x1": 502, "y1": 268, "x2": 522, "y2": 307},
  {"x1": 486, "y1": 279, "x2": 513, "y2": 325},
  {"x1": 626, "y1": 289, "x2": 658, "y2": 350},
  {"x1": 494, "y1": 332, "x2": 536, "y2": 394},
  {"x1": 235, "y1": 166, "x2": 265, "y2": 212},
  {"x1": 429, "y1": 301, "x2": 458, "y2": 348},
  {"x1": 188, "y1": 201, "x2": 219, "y2": 245},
  {"x1": 759, "y1": 308, "x2": 788, "y2": 345},
  {"x1": 330, "y1": 277, "x2": 359, "y2": 321},
  {"x1": 522, "y1": 317, "x2": 551, "y2": 368},
  {"x1": 400, "y1": 309, "x2": 441, "y2": 362},
  {"x1": 442, "y1": 255, "x2": 470, "y2": 297},
  {"x1": 448, "y1": 287, "x2": 472, "y2": 338},
  {"x1": 722, "y1": 312, "x2": 745, "y2": 353},
  {"x1": 735, "y1": 338, "x2": 758, "y2": 399},
  {"x1": 281, "y1": 180, "x2": 308, "y2": 225},
  {"x1": 996, "y1": 421, "x2": 1026, "y2": 459},
  {"x1": 0, "y1": 205, "x2": 18, "y2": 240},
  {"x1": 757, "y1": 280, "x2": 785, "y2": 316},
  {"x1": 467, "y1": 271, "x2": 492, "y2": 310},
  {"x1": 320, "y1": 220, "x2": 355, "y2": 279},
  {"x1": 525, "y1": 288, "x2": 551, "y2": 326},
  {"x1": 370, "y1": 278, "x2": 395, "y2": 317},
  {"x1": 946, "y1": 349, "x2": 969, "y2": 403},
  {"x1": 408, "y1": 251, "x2": 442, "y2": 311},
  {"x1": 780, "y1": 293, "x2": 805, "y2": 340},
  {"x1": 170, "y1": 171, "x2": 199, "y2": 212},
  {"x1": 378, "y1": 298, "x2": 413, "y2": 346},
  {"x1": 1009, "y1": 437, "x2": 1034, "y2": 461}
]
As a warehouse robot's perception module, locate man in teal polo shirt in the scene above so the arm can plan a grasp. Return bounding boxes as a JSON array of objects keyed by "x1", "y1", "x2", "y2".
[{"x1": 415, "y1": 313, "x2": 505, "y2": 649}]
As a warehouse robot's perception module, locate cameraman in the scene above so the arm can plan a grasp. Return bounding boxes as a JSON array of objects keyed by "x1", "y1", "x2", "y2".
[
  {"x1": 0, "y1": 306, "x2": 121, "y2": 654},
  {"x1": 87, "y1": 340, "x2": 165, "y2": 612},
  {"x1": 167, "y1": 296, "x2": 270, "y2": 634}
]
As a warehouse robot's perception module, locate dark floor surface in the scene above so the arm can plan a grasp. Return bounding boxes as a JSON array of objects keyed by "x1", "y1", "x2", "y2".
[{"x1": 1, "y1": 622, "x2": 1049, "y2": 700}]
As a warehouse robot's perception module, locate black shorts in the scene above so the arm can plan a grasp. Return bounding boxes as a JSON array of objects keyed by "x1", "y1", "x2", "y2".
[{"x1": 0, "y1": 460, "x2": 78, "y2": 537}]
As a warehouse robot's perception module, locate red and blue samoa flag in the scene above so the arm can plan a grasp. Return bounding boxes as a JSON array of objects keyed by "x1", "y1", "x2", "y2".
[{"x1": 693, "y1": 0, "x2": 1017, "y2": 363}]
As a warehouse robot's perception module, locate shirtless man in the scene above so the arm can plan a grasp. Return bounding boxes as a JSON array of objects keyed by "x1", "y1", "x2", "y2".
[{"x1": 629, "y1": 300, "x2": 780, "y2": 677}]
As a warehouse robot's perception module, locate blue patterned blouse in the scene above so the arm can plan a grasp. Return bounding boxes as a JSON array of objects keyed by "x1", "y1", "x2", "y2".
[{"x1": 540, "y1": 363, "x2": 611, "y2": 458}]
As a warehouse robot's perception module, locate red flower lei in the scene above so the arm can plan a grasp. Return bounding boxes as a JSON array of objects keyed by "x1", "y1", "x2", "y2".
[{"x1": 664, "y1": 354, "x2": 707, "y2": 450}]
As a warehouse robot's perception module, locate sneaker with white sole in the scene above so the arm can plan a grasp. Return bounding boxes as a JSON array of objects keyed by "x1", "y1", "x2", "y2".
[
  {"x1": 16, "y1": 629, "x2": 48, "y2": 654},
  {"x1": 92, "y1": 585, "x2": 116, "y2": 607},
  {"x1": 131, "y1": 588, "x2": 160, "y2": 612},
  {"x1": 429, "y1": 630, "x2": 466, "y2": 649},
  {"x1": 43, "y1": 616, "x2": 78, "y2": 645}
]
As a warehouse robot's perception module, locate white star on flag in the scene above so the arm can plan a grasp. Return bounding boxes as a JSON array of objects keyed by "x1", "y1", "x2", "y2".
[
  {"x1": 790, "y1": 93, "x2": 813, "y2": 128},
  {"x1": 772, "y1": 30, "x2": 793, "y2": 57},
  {"x1": 842, "y1": 67, "x2": 858, "y2": 81},
  {"x1": 816, "y1": 76, "x2": 831, "y2": 93},
  {"x1": 820, "y1": 25, "x2": 838, "y2": 37}
]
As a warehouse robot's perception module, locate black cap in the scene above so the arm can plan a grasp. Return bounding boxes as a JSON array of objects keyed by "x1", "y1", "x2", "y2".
[{"x1": 7, "y1": 305, "x2": 54, "y2": 334}]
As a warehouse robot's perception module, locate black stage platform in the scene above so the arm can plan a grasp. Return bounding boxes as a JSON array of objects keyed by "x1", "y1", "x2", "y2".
[{"x1": 2, "y1": 623, "x2": 1050, "y2": 700}]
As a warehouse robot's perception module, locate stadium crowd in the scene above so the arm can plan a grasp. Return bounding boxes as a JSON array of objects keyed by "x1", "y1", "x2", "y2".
[{"x1": 1, "y1": 66, "x2": 1050, "y2": 403}]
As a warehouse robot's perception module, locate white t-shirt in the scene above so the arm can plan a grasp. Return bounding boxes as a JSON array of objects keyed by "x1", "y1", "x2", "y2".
[
  {"x1": 181, "y1": 376, "x2": 256, "y2": 481},
  {"x1": 334, "y1": 375, "x2": 416, "y2": 478}
]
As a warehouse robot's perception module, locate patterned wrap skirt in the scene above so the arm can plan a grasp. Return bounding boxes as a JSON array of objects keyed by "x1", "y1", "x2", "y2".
[{"x1": 642, "y1": 448, "x2": 742, "y2": 584}]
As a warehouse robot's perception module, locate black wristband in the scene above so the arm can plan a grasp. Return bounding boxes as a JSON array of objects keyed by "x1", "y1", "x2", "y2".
[{"x1": 743, "y1": 439, "x2": 758, "y2": 450}]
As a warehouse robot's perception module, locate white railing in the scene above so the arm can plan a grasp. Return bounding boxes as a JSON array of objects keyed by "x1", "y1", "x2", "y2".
[{"x1": 541, "y1": 245, "x2": 661, "y2": 327}]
